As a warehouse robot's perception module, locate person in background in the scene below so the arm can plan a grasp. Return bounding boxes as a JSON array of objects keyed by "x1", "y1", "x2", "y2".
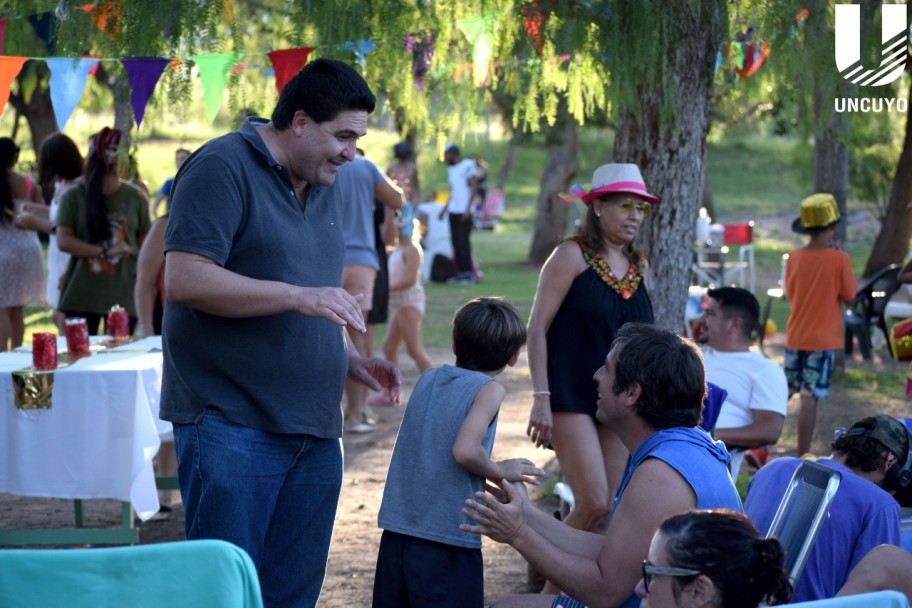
[
  {"x1": 121, "y1": 154, "x2": 150, "y2": 197},
  {"x1": 744, "y1": 415, "x2": 905, "y2": 602},
  {"x1": 0, "y1": 137, "x2": 44, "y2": 351},
  {"x1": 373, "y1": 297, "x2": 542, "y2": 608},
  {"x1": 152, "y1": 148, "x2": 190, "y2": 218},
  {"x1": 784, "y1": 193, "x2": 856, "y2": 456},
  {"x1": 55, "y1": 127, "x2": 150, "y2": 335},
  {"x1": 387, "y1": 141, "x2": 420, "y2": 205},
  {"x1": 438, "y1": 143, "x2": 478, "y2": 285},
  {"x1": 636, "y1": 510, "x2": 792, "y2": 608},
  {"x1": 697, "y1": 287, "x2": 787, "y2": 476},
  {"x1": 337, "y1": 151, "x2": 404, "y2": 433},
  {"x1": 382, "y1": 203, "x2": 432, "y2": 373},
  {"x1": 525, "y1": 163, "x2": 657, "y2": 593},
  {"x1": 21, "y1": 133, "x2": 85, "y2": 333},
  {"x1": 160, "y1": 58, "x2": 401, "y2": 607}
]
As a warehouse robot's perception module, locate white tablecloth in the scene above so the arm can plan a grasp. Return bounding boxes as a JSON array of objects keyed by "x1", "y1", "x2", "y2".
[{"x1": 0, "y1": 338, "x2": 166, "y2": 521}]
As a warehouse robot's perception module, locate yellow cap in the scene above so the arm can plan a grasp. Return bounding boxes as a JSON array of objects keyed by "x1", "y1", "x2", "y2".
[{"x1": 799, "y1": 193, "x2": 840, "y2": 229}]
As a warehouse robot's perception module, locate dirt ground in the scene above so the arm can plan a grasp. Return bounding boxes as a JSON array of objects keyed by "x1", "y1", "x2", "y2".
[{"x1": 1, "y1": 342, "x2": 909, "y2": 607}]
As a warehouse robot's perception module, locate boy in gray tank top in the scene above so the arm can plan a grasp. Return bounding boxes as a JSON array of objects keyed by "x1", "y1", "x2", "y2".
[{"x1": 373, "y1": 297, "x2": 545, "y2": 607}]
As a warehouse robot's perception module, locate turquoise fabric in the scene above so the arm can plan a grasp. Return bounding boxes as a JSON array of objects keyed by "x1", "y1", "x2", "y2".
[{"x1": 0, "y1": 539, "x2": 263, "y2": 607}]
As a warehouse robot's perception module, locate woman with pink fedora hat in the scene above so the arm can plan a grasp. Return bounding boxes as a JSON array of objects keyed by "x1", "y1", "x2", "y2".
[{"x1": 526, "y1": 163, "x2": 657, "y2": 590}]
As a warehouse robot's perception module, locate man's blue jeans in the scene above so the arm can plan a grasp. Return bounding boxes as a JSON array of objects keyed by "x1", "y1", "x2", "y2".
[{"x1": 174, "y1": 409, "x2": 343, "y2": 608}]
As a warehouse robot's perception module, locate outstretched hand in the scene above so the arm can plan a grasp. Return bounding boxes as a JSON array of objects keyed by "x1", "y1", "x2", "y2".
[
  {"x1": 348, "y1": 356, "x2": 402, "y2": 404},
  {"x1": 497, "y1": 458, "x2": 545, "y2": 486},
  {"x1": 460, "y1": 479, "x2": 526, "y2": 545},
  {"x1": 298, "y1": 288, "x2": 366, "y2": 332}
]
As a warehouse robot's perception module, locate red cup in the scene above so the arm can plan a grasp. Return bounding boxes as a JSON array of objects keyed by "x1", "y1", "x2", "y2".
[
  {"x1": 65, "y1": 318, "x2": 90, "y2": 357},
  {"x1": 32, "y1": 332, "x2": 58, "y2": 370},
  {"x1": 107, "y1": 308, "x2": 130, "y2": 338}
]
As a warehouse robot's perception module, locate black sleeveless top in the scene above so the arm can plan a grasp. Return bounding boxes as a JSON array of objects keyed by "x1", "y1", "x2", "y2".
[{"x1": 545, "y1": 246, "x2": 654, "y2": 419}]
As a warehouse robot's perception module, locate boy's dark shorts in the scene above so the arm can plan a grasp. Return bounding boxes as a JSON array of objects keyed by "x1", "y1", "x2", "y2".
[
  {"x1": 373, "y1": 530, "x2": 483, "y2": 607},
  {"x1": 784, "y1": 348, "x2": 834, "y2": 399}
]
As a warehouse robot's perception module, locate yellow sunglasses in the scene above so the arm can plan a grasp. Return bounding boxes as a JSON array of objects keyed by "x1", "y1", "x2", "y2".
[{"x1": 612, "y1": 199, "x2": 653, "y2": 216}]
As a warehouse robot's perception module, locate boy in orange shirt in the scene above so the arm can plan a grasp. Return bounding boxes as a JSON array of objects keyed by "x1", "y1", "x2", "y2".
[{"x1": 785, "y1": 193, "x2": 857, "y2": 456}]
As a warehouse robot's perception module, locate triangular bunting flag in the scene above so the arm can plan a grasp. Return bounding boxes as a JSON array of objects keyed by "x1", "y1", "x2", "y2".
[
  {"x1": 190, "y1": 53, "x2": 241, "y2": 123},
  {"x1": 340, "y1": 39, "x2": 375, "y2": 67},
  {"x1": 522, "y1": 2, "x2": 545, "y2": 57},
  {"x1": 0, "y1": 18, "x2": 8, "y2": 55},
  {"x1": 46, "y1": 57, "x2": 99, "y2": 130},
  {"x1": 405, "y1": 32, "x2": 436, "y2": 92},
  {"x1": 0, "y1": 57, "x2": 28, "y2": 118},
  {"x1": 221, "y1": 0, "x2": 235, "y2": 24},
  {"x1": 121, "y1": 57, "x2": 170, "y2": 127},
  {"x1": 28, "y1": 11, "x2": 58, "y2": 54},
  {"x1": 79, "y1": 1, "x2": 122, "y2": 44},
  {"x1": 267, "y1": 48, "x2": 313, "y2": 94},
  {"x1": 456, "y1": 12, "x2": 501, "y2": 87}
]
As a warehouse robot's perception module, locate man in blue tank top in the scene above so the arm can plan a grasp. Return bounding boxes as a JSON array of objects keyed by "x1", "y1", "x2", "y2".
[{"x1": 462, "y1": 323, "x2": 742, "y2": 608}]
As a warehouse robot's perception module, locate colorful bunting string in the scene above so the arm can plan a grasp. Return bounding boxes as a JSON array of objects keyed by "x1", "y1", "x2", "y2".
[
  {"x1": 79, "y1": 1, "x2": 123, "y2": 44},
  {"x1": 121, "y1": 57, "x2": 170, "y2": 126},
  {"x1": 27, "y1": 11, "x2": 57, "y2": 54}
]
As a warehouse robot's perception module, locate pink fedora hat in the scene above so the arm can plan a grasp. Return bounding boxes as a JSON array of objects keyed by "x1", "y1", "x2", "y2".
[{"x1": 579, "y1": 163, "x2": 659, "y2": 206}]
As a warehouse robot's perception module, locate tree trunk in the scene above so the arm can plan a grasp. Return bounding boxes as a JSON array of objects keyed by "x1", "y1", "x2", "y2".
[
  {"x1": 613, "y1": 1, "x2": 726, "y2": 331},
  {"x1": 496, "y1": 135, "x2": 520, "y2": 191},
  {"x1": 528, "y1": 107, "x2": 577, "y2": 266},
  {"x1": 863, "y1": 79, "x2": 912, "y2": 277},
  {"x1": 812, "y1": 76, "x2": 852, "y2": 248},
  {"x1": 8, "y1": 63, "x2": 59, "y2": 154}
]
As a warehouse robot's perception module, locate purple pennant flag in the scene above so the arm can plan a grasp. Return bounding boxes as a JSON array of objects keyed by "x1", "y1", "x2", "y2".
[{"x1": 121, "y1": 57, "x2": 170, "y2": 127}]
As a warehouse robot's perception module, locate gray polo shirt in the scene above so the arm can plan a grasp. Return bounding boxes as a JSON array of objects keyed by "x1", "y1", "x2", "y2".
[{"x1": 161, "y1": 117, "x2": 348, "y2": 437}]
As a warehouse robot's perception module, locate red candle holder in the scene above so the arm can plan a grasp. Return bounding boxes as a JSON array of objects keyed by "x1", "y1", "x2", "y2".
[
  {"x1": 32, "y1": 332, "x2": 58, "y2": 370},
  {"x1": 65, "y1": 318, "x2": 90, "y2": 357},
  {"x1": 107, "y1": 306, "x2": 130, "y2": 338}
]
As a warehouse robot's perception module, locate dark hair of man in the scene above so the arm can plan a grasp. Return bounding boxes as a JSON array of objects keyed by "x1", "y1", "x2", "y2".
[
  {"x1": 453, "y1": 297, "x2": 527, "y2": 372},
  {"x1": 610, "y1": 323, "x2": 705, "y2": 429},
  {"x1": 571, "y1": 193, "x2": 644, "y2": 267},
  {"x1": 0, "y1": 137, "x2": 19, "y2": 225},
  {"x1": 707, "y1": 286, "x2": 760, "y2": 340},
  {"x1": 660, "y1": 510, "x2": 792, "y2": 608},
  {"x1": 832, "y1": 417, "x2": 895, "y2": 472},
  {"x1": 270, "y1": 58, "x2": 376, "y2": 129},
  {"x1": 38, "y1": 132, "x2": 84, "y2": 185}
]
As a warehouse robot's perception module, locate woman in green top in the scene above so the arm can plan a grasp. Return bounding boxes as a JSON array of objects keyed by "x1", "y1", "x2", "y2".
[{"x1": 55, "y1": 127, "x2": 151, "y2": 335}]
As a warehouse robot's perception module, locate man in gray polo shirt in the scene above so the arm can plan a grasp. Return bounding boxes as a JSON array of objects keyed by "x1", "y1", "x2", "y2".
[{"x1": 161, "y1": 58, "x2": 401, "y2": 608}]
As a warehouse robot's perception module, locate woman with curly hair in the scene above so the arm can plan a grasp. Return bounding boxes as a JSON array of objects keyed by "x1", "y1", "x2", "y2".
[{"x1": 55, "y1": 127, "x2": 150, "y2": 335}]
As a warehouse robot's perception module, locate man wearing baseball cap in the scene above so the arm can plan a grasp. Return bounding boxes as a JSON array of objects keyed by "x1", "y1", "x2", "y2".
[
  {"x1": 784, "y1": 193, "x2": 857, "y2": 456},
  {"x1": 744, "y1": 414, "x2": 909, "y2": 602}
]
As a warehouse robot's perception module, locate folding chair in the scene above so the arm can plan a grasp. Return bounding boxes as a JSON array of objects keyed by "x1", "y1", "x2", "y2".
[
  {"x1": 0, "y1": 539, "x2": 264, "y2": 608},
  {"x1": 764, "y1": 460, "x2": 841, "y2": 588},
  {"x1": 788, "y1": 590, "x2": 909, "y2": 608}
]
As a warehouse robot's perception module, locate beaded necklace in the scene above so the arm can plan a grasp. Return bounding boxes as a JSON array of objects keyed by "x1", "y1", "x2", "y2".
[{"x1": 578, "y1": 241, "x2": 644, "y2": 300}]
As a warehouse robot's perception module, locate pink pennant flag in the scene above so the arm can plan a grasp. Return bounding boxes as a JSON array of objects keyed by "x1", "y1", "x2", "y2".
[
  {"x1": 0, "y1": 56, "x2": 28, "y2": 118},
  {"x1": 267, "y1": 48, "x2": 313, "y2": 94},
  {"x1": 0, "y1": 18, "x2": 8, "y2": 55},
  {"x1": 121, "y1": 57, "x2": 170, "y2": 127}
]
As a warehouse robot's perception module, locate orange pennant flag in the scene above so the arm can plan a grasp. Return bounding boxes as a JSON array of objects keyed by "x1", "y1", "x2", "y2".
[
  {"x1": 79, "y1": 1, "x2": 122, "y2": 43},
  {"x1": 0, "y1": 57, "x2": 28, "y2": 118}
]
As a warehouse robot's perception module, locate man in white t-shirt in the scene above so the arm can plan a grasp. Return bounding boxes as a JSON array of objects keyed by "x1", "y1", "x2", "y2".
[
  {"x1": 438, "y1": 144, "x2": 478, "y2": 285},
  {"x1": 698, "y1": 286, "x2": 788, "y2": 476}
]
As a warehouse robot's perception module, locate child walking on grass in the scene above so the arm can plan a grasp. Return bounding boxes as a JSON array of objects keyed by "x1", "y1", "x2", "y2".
[
  {"x1": 372, "y1": 297, "x2": 545, "y2": 608},
  {"x1": 382, "y1": 203, "x2": 432, "y2": 372},
  {"x1": 784, "y1": 193, "x2": 856, "y2": 456}
]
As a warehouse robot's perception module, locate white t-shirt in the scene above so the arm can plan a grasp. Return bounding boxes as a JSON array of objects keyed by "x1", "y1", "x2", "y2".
[
  {"x1": 446, "y1": 158, "x2": 477, "y2": 214},
  {"x1": 702, "y1": 347, "x2": 789, "y2": 474}
]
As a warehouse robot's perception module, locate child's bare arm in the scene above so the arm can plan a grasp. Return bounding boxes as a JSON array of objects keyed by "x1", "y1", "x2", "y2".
[{"x1": 453, "y1": 382, "x2": 545, "y2": 484}]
